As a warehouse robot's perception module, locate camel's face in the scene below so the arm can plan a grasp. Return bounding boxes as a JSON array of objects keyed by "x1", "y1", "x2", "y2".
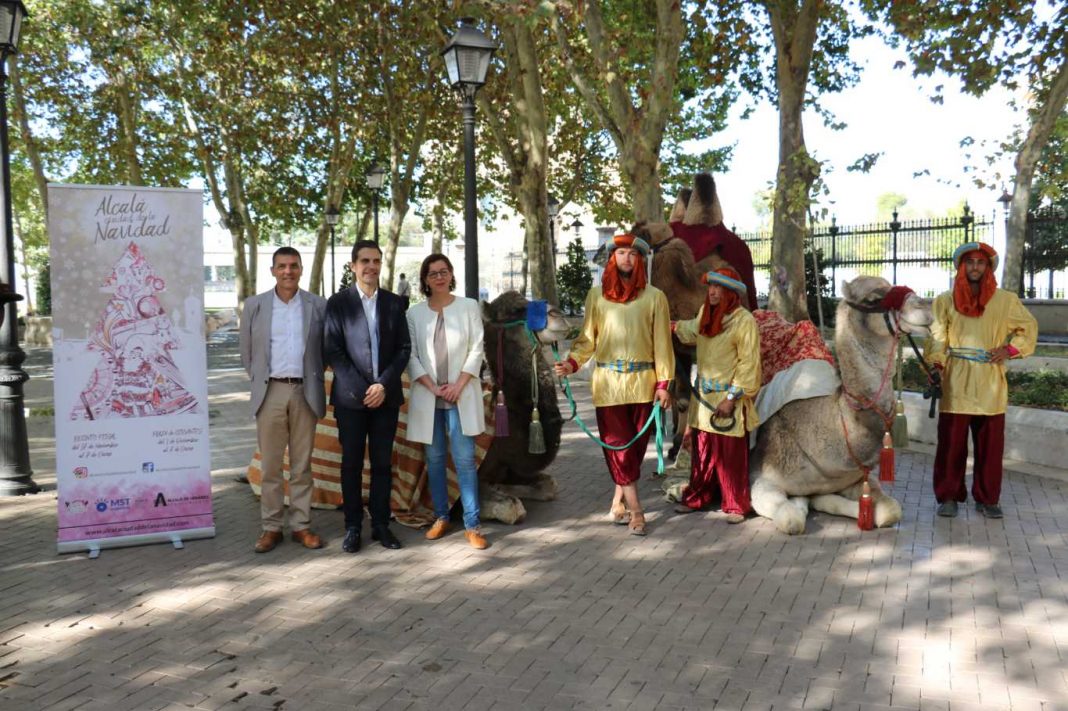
[
  {"x1": 840, "y1": 276, "x2": 933, "y2": 338},
  {"x1": 541, "y1": 306, "x2": 570, "y2": 343},
  {"x1": 483, "y1": 291, "x2": 570, "y2": 344},
  {"x1": 896, "y1": 292, "x2": 933, "y2": 337}
]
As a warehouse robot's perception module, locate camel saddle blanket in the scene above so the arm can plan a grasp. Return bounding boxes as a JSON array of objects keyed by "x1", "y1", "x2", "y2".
[
  {"x1": 246, "y1": 371, "x2": 495, "y2": 528},
  {"x1": 749, "y1": 310, "x2": 839, "y2": 447}
]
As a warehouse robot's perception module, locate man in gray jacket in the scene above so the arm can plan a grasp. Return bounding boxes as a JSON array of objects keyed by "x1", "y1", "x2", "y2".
[{"x1": 239, "y1": 247, "x2": 327, "y2": 553}]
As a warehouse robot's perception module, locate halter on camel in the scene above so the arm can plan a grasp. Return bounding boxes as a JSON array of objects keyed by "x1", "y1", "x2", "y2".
[
  {"x1": 491, "y1": 301, "x2": 552, "y2": 455},
  {"x1": 687, "y1": 381, "x2": 738, "y2": 433},
  {"x1": 845, "y1": 285, "x2": 941, "y2": 418},
  {"x1": 838, "y1": 284, "x2": 937, "y2": 484}
]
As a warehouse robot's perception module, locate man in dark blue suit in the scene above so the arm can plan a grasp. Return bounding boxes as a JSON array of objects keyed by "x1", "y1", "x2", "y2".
[{"x1": 324, "y1": 240, "x2": 412, "y2": 553}]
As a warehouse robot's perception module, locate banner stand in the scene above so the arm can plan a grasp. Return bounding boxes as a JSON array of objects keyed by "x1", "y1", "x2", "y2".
[
  {"x1": 49, "y1": 184, "x2": 215, "y2": 554},
  {"x1": 58, "y1": 527, "x2": 214, "y2": 557}
]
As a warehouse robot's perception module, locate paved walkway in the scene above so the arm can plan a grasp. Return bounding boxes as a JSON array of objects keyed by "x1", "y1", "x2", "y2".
[{"x1": 1, "y1": 333, "x2": 1067, "y2": 710}]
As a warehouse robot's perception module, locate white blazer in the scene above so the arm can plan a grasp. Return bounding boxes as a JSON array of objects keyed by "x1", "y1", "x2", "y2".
[{"x1": 405, "y1": 297, "x2": 487, "y2": 444}]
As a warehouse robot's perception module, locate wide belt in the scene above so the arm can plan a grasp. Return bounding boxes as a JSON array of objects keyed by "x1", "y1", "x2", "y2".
[
  {"x1": 694, "y1": 376, "x2": 731, "y2": 394},
  {"x1": 948, "y1": 347, "x2": 993, "y2": 363},
  {"x1": 596, "y1": 360, "x2": 654, "y2": 373}
]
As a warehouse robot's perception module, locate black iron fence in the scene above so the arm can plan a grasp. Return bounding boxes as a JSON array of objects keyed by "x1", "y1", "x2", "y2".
[
  {"x1": 1021, "y1": 205, "x2": 1068, "y2": 299},
  {"x1": 738, "y1": 205, "x2": 993, "y2": 298}
]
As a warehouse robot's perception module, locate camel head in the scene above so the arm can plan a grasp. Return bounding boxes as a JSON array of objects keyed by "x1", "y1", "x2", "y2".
[
  {"x1": 482, "y1": 291, "x2": 570, "y2": 346},
  {"x1": 631, "y1": 221, "x2": 674, "y2": 249},
  {"x1": 839, "y1": 276, "x2": 933, "y2": 339}
]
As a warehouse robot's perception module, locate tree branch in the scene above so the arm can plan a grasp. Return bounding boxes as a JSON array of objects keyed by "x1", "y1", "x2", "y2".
[{"x1": 550, "y1": 6, "x2": 624, "y2": 149}]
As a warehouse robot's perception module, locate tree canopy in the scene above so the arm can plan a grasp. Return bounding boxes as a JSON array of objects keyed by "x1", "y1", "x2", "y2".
[{"x1": 11, "y1": 0, "x2": 1060, "y2": 316}]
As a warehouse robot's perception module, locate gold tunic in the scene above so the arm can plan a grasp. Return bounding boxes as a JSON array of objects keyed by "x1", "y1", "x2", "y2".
[
  {"x1": 567, "y1": 286, "x2": 675, "y2": 407},
  {"x1": 925, "y1": 288, "x2": 1037, "y2": 415},
  {"x1": 675, "y1": 306, "x2": 761, "y2": 437}
]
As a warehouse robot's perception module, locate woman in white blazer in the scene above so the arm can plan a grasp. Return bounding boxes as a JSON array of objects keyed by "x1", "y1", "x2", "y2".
[{"x1": 406, "y1": 254, "x2": 488, "y2": 549}]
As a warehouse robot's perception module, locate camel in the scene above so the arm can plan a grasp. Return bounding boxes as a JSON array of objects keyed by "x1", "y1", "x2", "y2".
[
  {"x1": 480, "y1": 291, "x2": 571, "y2": 523},
  {"x1": 749, "y1": 277, "x2": 932, "y2": 534},
  {"x1": 635, "y1": 218, "x2": 934, "y2": 533}
]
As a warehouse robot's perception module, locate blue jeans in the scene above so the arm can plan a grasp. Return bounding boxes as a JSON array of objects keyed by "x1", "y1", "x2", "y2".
[{"x1": 426, "y1": 407, "x2": 481, "y2": 530}]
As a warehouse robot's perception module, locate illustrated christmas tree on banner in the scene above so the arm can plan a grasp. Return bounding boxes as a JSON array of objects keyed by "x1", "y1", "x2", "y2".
[{"x1": 72, "y1": 243, "x2": 199, "y2": 420}]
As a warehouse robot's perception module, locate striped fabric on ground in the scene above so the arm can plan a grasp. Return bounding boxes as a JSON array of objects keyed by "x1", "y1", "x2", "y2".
[{"x1": 247, "y1": 371, "x2": 495, "y2": 528}]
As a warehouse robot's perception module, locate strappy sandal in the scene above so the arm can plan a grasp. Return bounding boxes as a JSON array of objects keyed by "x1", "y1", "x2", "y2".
[
  {"x1": 610, "y1": 504, "x2": 632, "y2": 525},
  {"x1": 629, "y1": 512, "x2": 648, "y2": 536}
]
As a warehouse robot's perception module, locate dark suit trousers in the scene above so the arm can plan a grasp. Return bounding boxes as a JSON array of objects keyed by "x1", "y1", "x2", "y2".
[{"x1": 335, "y1": 405, "x2": 399, "y2": 530}]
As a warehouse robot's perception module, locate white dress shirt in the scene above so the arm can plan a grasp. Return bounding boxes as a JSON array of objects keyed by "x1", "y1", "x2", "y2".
[
  {"x1": 269, "y1": 290, "x2": 304, "y2": 378},
  {"x1": 360, "y1": 287, "x2": 380, "y2": 379}
]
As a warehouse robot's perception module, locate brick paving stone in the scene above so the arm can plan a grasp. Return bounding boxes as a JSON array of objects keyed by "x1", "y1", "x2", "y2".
[{"x1": 2, "y1": 341, "x2": 1068, "y2": 710}]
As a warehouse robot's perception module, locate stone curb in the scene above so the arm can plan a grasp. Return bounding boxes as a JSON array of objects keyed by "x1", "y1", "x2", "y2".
[{"x1": 901, "y1": 390, "x2": 1068, "y2": 471}]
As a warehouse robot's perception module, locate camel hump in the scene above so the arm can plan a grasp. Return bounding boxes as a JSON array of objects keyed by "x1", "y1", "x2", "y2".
[{"x1": 683, "y1": 173, "x2": 723, "y2": 227}]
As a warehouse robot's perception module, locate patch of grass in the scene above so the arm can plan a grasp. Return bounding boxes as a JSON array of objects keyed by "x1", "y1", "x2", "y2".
[{"x1": 901, "y1": 359, "x2": 1068, "y2": 411}]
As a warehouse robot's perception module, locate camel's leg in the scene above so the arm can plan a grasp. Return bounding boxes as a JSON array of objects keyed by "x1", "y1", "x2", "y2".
[
  {"x1": 494, "y1": 473, "x2": 558, "y2": 502},
  {"x1": 751, "y1": 477, "x2": 809, "y2": 535},
  {"x1": 810, "y1": 493, "x2": 860, "y2": 520},
  {"x1": 479, "y1": 482, "x2": 526, "y2": 525},
  {"x1": 810, "y1": 480, "x2": 902, "y2": 528},
  {"x1": 869, "y1": 481, "x2": 903, "y2": 528}
]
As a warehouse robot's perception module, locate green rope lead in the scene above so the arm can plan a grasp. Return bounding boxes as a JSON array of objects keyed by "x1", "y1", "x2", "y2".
[{"x1": 549, "y1": 343, "x2": 665, "y2": 475}]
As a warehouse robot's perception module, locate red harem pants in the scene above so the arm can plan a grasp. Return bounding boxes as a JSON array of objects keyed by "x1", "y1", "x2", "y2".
[
  {"x1": 933, "y1": 412, "x2": 1006, "y2": 505},
  {"x1": 681, "y1": 428, "x2": 751, "y2": 514},
  {"x1": 595, "y1": 402, "x2": 654, "y2": 486}
]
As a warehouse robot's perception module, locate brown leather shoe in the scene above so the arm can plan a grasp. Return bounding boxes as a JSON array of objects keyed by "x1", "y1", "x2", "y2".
[
  {"x1": 426, "y1": 518, "x2": 450, "y2": 540},
  {"x1": 254, "y1": 530, "x2": 283, "y2": 553},
  {"x1": 291, "y1": 529, "x2": 323, "y2": 549},
  {"x1": 464, "y1": 528, "x2": 489, "y2": 550}
]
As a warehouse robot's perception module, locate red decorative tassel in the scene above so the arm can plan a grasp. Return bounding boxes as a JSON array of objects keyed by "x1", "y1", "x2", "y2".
[
  {"x1": 878, "y1": 431, "x2": 894, "y2": 483},
  {"x1": 857, "y1": 480, "x2": 874, "y2": 531},
  {"x1": 494, "y1": 391, "x2": 509, "y2": 437}
]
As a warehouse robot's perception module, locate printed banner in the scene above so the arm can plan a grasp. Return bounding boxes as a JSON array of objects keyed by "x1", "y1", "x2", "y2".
[{"x1": 49, "y1": 184, "x2": 214, "y2": 553}]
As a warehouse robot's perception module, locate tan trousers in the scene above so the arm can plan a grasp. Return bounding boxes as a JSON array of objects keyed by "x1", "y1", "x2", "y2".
[{"x1": 256, "y1": 381, "x2": 317, "y2": 532}]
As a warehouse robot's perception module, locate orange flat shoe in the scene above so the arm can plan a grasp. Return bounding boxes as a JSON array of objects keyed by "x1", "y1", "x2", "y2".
[
  {"x1": 464, "y1": 529, "x2": 489, "y2": 549},
  {"x1": 426, "y1": 518, "x2": 450, "y2": 540}
]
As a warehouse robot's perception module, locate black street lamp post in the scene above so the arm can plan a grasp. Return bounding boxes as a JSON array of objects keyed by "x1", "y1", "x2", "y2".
[
  {"x1": 365, "y1": 164, "x2": 386, "y2": 244},
  {"x1": 997, "y1": 188, "x2": 1020, "y2": 295},
  {"x1": 441, "y1": 18, "x2": 497, "y2": 299},
  {"x1": 547, "y1": 193, "x2": 559, "y2": 268},
  {"x1": 571, "y1": 217, "x2": 583, "y2": 242},
  {"x1": 325, "y1": 206, "x2": 340, "y2": 294},
  {"x1": 0, "y1": 1, "x2": 36, "y2": 496}
]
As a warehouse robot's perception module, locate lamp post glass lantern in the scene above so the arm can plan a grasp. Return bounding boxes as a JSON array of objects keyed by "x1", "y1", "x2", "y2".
[
  {"x1": 365, "y1": 164, "x2": 386, "y2": 244},
  {"x1": 325, "y1": 207, "x2": 340, "y2": 294},
  {"x1": 997, "y1": 188, "x2": 1018, "y2": 293},
  {"x1": 441, "y1": 17, "x2": 496, "y2": 299},
  {"x1": 0, "y1": 0, "x2": 35, "y2": 495},
  {"x1": 0, "y1": 1, "x2": 25, "y2": 54}
]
